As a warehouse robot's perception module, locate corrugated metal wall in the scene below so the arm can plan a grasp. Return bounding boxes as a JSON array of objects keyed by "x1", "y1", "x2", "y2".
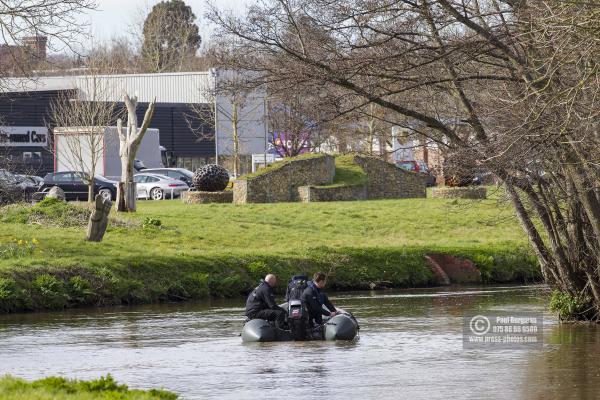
[
  {"x1": 0, "y1": 90, "x2": 216, "y2": 176},
  {"x1": 3, "y1": 72, "x2": 214, "y2": 104},
  {"x1": 0, "y1": 90, "x2": 60, "y2": 176}
]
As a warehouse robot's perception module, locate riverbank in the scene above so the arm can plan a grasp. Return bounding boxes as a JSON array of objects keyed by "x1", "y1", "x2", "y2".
[
  {"x1": 0, "y1": 375, "x2": 176, "y2": 399},
  {"x1": 0, "y1": 192, "x2": 540, "y2": 312}
]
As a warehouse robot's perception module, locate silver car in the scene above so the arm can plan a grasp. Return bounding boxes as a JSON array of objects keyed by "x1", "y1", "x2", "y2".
[{"x1": 133, "y1": 173, "x2": 189, "y2": 200}]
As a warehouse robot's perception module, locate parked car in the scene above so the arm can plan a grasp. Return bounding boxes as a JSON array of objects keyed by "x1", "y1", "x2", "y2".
[
  {"x1": 0, "y1": 169, "x2": 36, "y2": 203},
  {"x1": 40, "y1": 172, "x2": 116, "y2": 201},
  {"x1": 140, "y1": 168, "x2": 195, "y2": 188},
  {"x1": 133, "y1": 173, "x2": 189, "y2": 200},
  {"x1": 15, "y1": 174, "x2": 44, "y2": 190},
  {"x1": 396, "y1": 160, "x2": 437, "y2": 186},
  {"x1": 0, "y1": 169, "x2": 41, "y2": 201}
]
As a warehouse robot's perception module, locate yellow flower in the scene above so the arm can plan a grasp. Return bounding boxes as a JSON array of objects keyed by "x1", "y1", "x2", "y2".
[
  {"x1": 32, "y1": 238, "x2": 39, "y2": 245},
  {"x1": 18, "y1": 240, "x2": 24, "y2": 246}
]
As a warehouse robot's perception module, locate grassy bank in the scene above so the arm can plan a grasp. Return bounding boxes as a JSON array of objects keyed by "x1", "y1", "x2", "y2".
[
  {"x1": 0, "y1": 375, "x2": 176, "y2": 399},
  {"x1": 0, "y1": 192, "x2": 540, "y2": 312}
]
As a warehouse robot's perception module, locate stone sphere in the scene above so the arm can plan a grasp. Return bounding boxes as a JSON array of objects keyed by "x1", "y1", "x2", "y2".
[{"x1": 193, "y1": 164, "x2": 230, "y2": 192}]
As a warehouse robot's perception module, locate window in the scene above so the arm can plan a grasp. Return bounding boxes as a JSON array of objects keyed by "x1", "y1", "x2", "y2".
[
  {"x1": 167, "y1": 170, "x2": 183, "y2": 179},
  {"x1": 22, "y1": 152, "x2": 42, "y2": 164},
  {"x1": 147, "y1": 176, "x2": 159, "y2": 183},
  {"x1": 53, "y1": 172, "x2": 73, "y2": 182},
  {"x1": 134, "y1": 175, "x2": 147, "y2": 183},
  {"x1": 176, "y1": 157, "x2": 208, "y2": 172}
]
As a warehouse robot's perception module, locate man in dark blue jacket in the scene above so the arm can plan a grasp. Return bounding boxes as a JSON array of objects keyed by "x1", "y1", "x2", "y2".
[
  {"x1": 245, "y1": 274, "x2": 286, "y2": 325},
  {"x1": 301, "y1": 271, "x2": 339, "y2": 326}
]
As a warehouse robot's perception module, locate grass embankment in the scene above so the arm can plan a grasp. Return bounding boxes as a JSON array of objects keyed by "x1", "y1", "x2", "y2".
[
  {"x1": 0, "y1": 375, "x2": 176, "y2": 400},
  {"x1": 0, "y1": 191, "x2": 540, "y2": 312}
]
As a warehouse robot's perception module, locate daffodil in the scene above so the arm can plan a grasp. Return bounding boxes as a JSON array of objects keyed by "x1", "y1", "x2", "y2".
[
  {"x1": 18, "y1": 240, "x2": 24, "y2": 246},
  {"x1": 32, "y1": 238, "x2": 39, "y2": 245}
]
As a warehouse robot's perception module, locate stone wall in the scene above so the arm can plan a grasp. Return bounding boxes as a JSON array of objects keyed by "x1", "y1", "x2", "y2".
[
  {"x1": 354, "y1": 155, "x2": 427, "y2": 199},
  {"x1": 297, "y1": 185, "x2": 367, "y2": 202},
  {"x1": 182, "y1": 191, "x2": 233, "y2": 204},
  {"x1": 233, "y1": 154, "x2": 335, "y2": 204}
]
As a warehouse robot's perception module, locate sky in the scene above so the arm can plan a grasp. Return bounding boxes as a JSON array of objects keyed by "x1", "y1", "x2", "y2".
[{"x1": 80, "y1": 0, "x2": 253, "y2": 48}]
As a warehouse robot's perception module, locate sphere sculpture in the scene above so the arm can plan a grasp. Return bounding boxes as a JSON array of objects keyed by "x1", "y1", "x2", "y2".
[{"x1": 193, "y1": 164, "x2": 230, "y2": 192}]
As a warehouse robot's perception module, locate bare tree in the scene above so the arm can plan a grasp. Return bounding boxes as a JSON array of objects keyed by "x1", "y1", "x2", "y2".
[
  {"x1": 187, "y1": 71, "x2": 263, "y2": 177},
  {"x1": 50, "y1": 66, "x2": 120, "y2": 203},
  {"x1": 0, "y1": 0, "x2": 96, "y2": 82},
  {"x1": 207, "y1": 0, "x2": 600, "y2": 320},
  {"x1": 116, "y1": 94, "x2": 156, "y2": 212}
]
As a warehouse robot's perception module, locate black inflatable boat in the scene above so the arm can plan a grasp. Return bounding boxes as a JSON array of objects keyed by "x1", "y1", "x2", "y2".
[{"x1": 242, "y1": 301, "x2": 359, "y2": 342}]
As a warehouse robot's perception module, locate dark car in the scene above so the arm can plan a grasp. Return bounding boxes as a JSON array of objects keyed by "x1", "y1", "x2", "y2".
[
  {"x1": 396, "y1": 160, "x2": 437, "y2": 187},
  {"x1": 0, "y1": 169, "x2": 37, "y2": 203},
  {"x1": 141, "y1": 168, "x2": 195, "y2": 188},
  {"x1": 40, "y1": 172, "x2": 116, "y2": 201}
]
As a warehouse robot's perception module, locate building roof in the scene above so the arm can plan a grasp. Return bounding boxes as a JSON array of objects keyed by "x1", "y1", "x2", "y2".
[{"x1": 1, "y1": 71, "x2": 214, "y2": 104}]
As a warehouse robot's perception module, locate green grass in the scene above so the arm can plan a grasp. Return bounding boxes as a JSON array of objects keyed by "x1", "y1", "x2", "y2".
[
  {"x1": 0, "y1": 190, "x2": 540, "y2": 312},
  {"x1": 237, "y1": 153, "x2": 325, "y2": 180},
  {"x1": 327, "y1": 154, "x2": 368, "y2": 187},
  {"x1": 0, "y1": 375, "x2": 176, "y2": 400}
]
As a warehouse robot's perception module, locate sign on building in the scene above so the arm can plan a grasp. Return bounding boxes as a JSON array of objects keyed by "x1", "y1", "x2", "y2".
[{"x1": 0, "y1": 126, "x2": 48, "y2": 147}]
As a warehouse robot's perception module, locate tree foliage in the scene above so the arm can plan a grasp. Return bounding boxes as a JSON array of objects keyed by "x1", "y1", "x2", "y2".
[{"x1": 141, "y1": 0, "x2": 201, "y2": 72}]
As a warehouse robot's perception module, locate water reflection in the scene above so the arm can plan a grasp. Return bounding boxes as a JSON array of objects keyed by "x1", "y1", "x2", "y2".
[{"x1": 0, "y1": 285, "x2": 596, "y2": 400}]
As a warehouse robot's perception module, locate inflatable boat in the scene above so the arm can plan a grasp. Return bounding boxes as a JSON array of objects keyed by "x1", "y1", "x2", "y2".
[{"x1": 242, "y1": 301, "x2": 359, "y2": 342}]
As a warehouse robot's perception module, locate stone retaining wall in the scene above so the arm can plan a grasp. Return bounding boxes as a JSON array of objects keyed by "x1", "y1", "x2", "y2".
[
  {"x1": 233, "y1": 155, "x2": 335, "y2": 204},
  {"x1": 297, "y1": 185, "x2": 367, "y2": 202},
  {"x1": 233, "y1": 153, "x2": 426, "y2": 204},
  {"x1": 182, "y1": 191, "x2": 233, "y2": 204},
  {"x1": 354, "y1": 155, "x2": 427, "y2": 199}
]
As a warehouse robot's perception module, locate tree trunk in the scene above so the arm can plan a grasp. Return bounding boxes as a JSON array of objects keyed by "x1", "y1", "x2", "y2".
[
  {"x1": 86, "y1": 194, "x2": 112, "y2": 242},
  {"x1": 87, "y1": 183, "x2": 94, "y2": 204},
  {"x1": 115, "y1": 94, "x2": 156, "y2": 212}
]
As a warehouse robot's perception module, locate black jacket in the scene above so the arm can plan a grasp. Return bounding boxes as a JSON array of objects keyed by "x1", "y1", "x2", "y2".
[
  {"x1": 245, "y1": 280, "x2": 282, "y2": 318},
  {"x1": 301, "y1": 281, "x2": 336, "y2": 325}
]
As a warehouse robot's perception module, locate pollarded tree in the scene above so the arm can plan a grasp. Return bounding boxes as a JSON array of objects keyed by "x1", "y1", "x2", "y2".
[
  {"x1": 115, "y1": 94, "x2": 156, "y2": 212},
  {"x1": 141, "y1": 0, "x2": 201, "y2": 72}
]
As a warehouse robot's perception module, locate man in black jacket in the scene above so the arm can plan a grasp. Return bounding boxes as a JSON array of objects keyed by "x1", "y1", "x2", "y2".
[
  {"x1": 301, "y1": 271, "x2": 339, "y2": 326},
  {"x1": 245, "y1": 274, "x2": 286, "y2": 326}
]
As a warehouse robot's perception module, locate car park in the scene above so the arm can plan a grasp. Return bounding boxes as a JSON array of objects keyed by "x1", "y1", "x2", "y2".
[
  {"x1": 40, "y1": 172, "x2": 116, "y2": 201},
  {"x1": 133, "y1": 173, "x2": 189, "y2": 200}
]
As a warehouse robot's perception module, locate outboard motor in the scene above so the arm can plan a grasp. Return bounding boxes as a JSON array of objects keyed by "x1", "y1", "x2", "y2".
[{"x1": 287, "y1": 299, "x2": 308, "y2": 340}]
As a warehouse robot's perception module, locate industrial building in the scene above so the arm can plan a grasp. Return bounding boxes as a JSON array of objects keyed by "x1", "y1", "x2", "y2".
[{"x1": 0, "y1": 70, "x2": 268, "y2": 176}]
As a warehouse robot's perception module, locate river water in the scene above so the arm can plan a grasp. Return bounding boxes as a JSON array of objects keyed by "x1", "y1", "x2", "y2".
[{"x1": 1, "y1": 285, "x2": 599, "y2": 399}]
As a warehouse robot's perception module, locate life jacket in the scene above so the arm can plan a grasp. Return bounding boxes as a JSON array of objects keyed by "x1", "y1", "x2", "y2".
[
  {"x1": 307, "y1": 280, "x2": 325, "y2": 306},
  {"x1": 285, "y1": 274, "x2": 308, "y2": 301}
]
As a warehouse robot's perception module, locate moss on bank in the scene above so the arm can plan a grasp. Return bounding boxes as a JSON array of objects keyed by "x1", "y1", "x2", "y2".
[{"x1": 0, "y1": 375, "x2": 176, "y2": 400}]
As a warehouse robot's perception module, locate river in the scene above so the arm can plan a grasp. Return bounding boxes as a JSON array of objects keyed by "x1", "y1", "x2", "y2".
[{"x1": 1, "y1": 285, "x2": 599, "y2": 399}]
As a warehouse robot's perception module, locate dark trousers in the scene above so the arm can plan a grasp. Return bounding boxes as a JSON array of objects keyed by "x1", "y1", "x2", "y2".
[{"x1": 251, "y1": 308, "x2": 286, "y2": 324}]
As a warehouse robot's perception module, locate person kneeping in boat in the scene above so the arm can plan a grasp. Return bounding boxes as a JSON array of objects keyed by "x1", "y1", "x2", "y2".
[
  {"x1": 245, "y1": 274, "x2": 286, "y2": 328},
  {"x1": 302, "y1": 272, "x2": 339, "y2": 330}
]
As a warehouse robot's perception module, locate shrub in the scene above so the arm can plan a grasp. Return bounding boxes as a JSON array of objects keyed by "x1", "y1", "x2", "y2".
[
  {"x1": 31, "y1": 274, "x2": 69, "y2": 309},
  {"x1": 0, "y1": 277, "x2": 25, "y2": 312},
  {"x1": 67, "y1": 276, "x2": 96, "y2": 304},
  {"x1": 549, "y1": 290, "x2": 586, "y2": 321}
]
